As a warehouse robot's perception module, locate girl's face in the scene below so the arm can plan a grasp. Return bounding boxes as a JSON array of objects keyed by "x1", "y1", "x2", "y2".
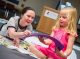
[
  {"x1": 21, "y1": 10, "x2": 35, "y2": 26},
  {"x1": 59, "y1": 11, "x2": 69, "y2": 27}
]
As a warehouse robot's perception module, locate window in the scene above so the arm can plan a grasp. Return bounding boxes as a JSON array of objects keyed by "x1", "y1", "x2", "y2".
[
  {"x1": 7, "y1": 0, "x2": 19, "y2": 5},
  {"x1": 78, "y1": 16, "x2": 80, "y2": 25}
]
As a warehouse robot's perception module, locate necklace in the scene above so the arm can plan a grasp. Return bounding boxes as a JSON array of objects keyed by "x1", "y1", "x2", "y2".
[{"x1": 18, "y1": 18, "x2": 27, "y2": 29}]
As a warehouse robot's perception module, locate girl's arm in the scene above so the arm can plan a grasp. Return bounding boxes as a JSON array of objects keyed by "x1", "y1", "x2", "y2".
[
  {"x1": 63, "y1": 34, "x2": 76, "y2": 56},
  {"x1": 56, "y1": 34, "x2": 76, "y2": 58}
]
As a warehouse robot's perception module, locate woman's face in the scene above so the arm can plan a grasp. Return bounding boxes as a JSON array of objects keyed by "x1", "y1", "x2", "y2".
[
  {"x1": 21, "y1": 10, "x2": 35, "y2": 26},
  {"x1": 59, "y1": 11, "x2": 69, "y2": 27}
]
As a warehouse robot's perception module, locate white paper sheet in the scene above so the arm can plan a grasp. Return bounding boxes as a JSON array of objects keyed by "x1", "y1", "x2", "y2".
[{"x1": 44, "y1": 10, "x2": 58, "y2": 20}]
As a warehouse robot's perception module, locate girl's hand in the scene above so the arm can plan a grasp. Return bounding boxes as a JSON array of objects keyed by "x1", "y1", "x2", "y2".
[
  {"x1": 55, "y1": 47, "x2": 67, "y2": 58},
  {"x1": 55, "y1": 47, "x2": 60, "y2": 53}
]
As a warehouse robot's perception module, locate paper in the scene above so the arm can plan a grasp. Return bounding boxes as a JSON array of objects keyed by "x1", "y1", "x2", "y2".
[
  {"x1": 44, "y1": 10, "x2": 58, "y2": 20},
  {"x1": 78, "y1": 18, "x2": 80, "y2": 24}
]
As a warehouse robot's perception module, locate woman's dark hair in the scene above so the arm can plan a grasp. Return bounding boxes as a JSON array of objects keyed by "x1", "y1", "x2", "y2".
[{"x1": 21, "y1": 7, "x2": 35, "y2": 15}]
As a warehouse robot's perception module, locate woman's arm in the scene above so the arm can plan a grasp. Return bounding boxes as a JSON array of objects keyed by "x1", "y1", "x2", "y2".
[
  {"x1": 8, "y1": 27, "x2": 32, "y2": 47},
  {"x1": 8, "y1": 27, "x2": 31, "y2": 39}
]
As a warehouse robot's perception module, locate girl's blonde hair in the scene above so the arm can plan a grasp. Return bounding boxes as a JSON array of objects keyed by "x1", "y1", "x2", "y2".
[{"x1": 52, "y1": 7, "x2": 77, "y2": 34}]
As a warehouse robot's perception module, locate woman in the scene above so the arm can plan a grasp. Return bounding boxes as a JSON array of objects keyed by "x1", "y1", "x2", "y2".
[{"x1": 0, "y1": 7, "x2": 36, "y2": 47}]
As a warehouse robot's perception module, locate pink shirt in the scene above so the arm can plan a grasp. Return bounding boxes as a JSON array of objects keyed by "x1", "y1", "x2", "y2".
[{"x1": 36, "y1": 29, "x2": 70, "y2": 59}]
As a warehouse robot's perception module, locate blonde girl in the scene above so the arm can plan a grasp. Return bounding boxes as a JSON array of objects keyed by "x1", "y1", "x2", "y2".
[{"x1": 28, "y1": 7, "x2": 78, "y2": 59}]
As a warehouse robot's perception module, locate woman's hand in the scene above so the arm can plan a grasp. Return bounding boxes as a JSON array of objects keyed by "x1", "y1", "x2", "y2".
[
  {"x1": 13, "y1": 38, "x2": 20, "y2": 47},
  {"x1": 23, "y1": 30, "x2": 32, "y2": 36}
]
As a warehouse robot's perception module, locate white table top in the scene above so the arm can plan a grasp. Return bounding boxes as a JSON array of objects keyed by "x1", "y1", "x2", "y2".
[{"x1": 0, "y1": 18, "x2": 8, "y2": 23}]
